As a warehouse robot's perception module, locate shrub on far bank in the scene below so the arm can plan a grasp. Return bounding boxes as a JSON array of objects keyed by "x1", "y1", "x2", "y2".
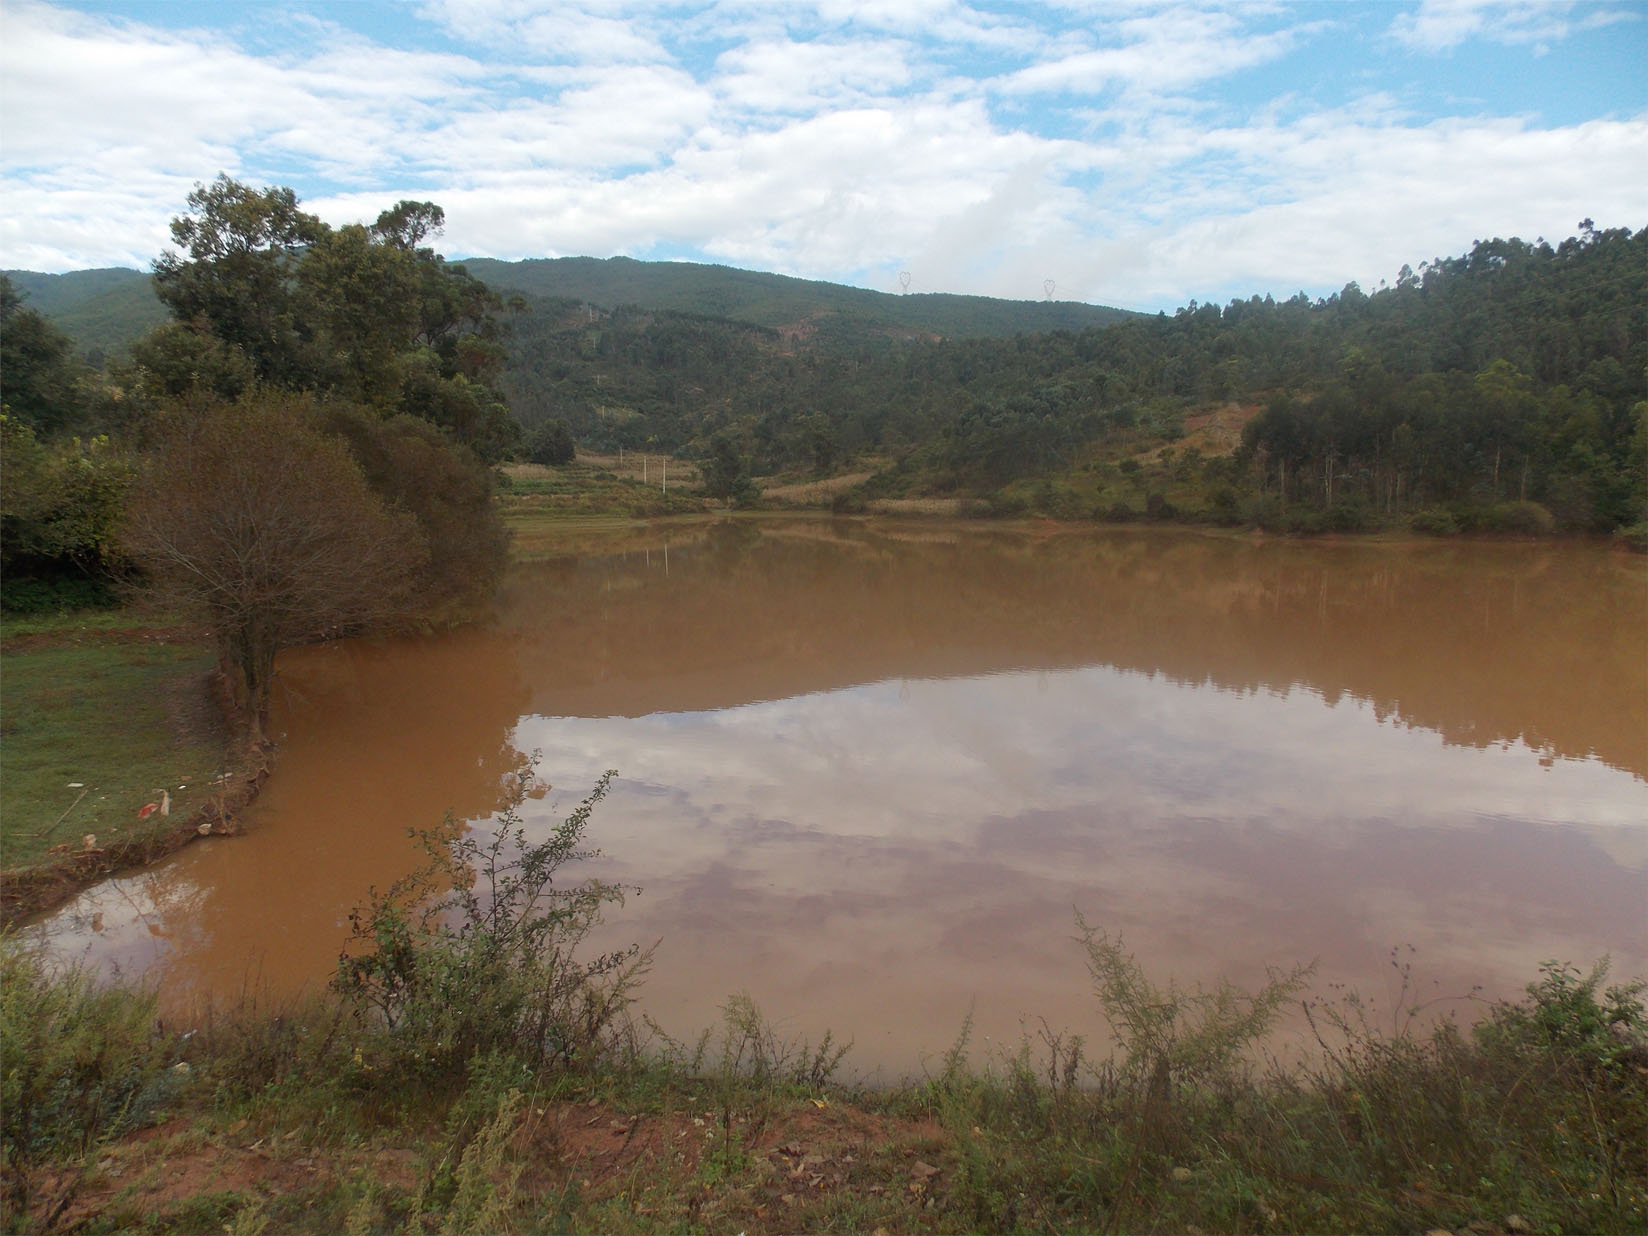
[
  {"x1": 1410, "y1": 506, "x2": 1461, "y2": 535},
  {"x1": 527, "y1": 418, "x2": 576, "y2": 466},
  {"x1": 1459, "y1": 499, "x2": 1557, "y2": 536},
  {"x1": 1614, "y1": 521, "x2": 1648, "y2": 552}
]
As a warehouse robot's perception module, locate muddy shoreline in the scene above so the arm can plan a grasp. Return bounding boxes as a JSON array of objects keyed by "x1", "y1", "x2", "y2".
[{"x1": 0, "y1": 672, "x2": 273, "y2": 930}]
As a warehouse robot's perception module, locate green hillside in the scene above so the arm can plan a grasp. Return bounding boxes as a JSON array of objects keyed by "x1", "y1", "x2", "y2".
[
  {"x1": 456, "y1": 255, "x2": 1136, "y2": 338},
  {"x1": 3, "y1": 268, "x2": 167, "y2": 361},
  {"x1": 6, "y1": 257, "x2": 1135, "y2": 364}
]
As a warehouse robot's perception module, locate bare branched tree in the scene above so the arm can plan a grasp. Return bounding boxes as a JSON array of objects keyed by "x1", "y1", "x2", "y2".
[{"x1": 123, "y1": 393, "x2": 426, "y2": 738}]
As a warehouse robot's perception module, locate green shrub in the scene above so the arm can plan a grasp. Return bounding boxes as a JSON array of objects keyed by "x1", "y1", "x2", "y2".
[
  {"x1": 1205, "y1": 484, "x2": 1242, "y2": 525},
  {"x1": 1409, "y1": 506, "x2": 1459, "y2": 535},
  {"x1": 0, "y1": 574, "x2": 118, "y2": 613},
  {"x1": 1079, "y1": 917, "x2": 1313, "y2": 1095},
  {"x1": 1614, "y1": 521, "x2": 1648, "y2": 552},
  {"x1": 1324, "y1": 496, "x2": 1372, "y2": 531},
  {"x1": 1243, "y1": 492, "x2": 1283, "y2": 530},
  {"x1": 985, "y1": 489, "x2": 1029, "y2": 518},
  {"x1": 714, "y1": 992, "x2": 850, "y2": 1090},
  {"x1": 1464, "y1": 500, "x2": 1556, "y2": 535},
  {"x1": 0, "y1": 415, "x2": 133, "y2": 594},
  {"x1": 1477, "y1": 957, "x2": 1647, "y2": 1076},
  {"x1": 1032, "y1": 482, "x2": 1085, "y2": 519},
  {"x1": 1144, "y1": 491, "x2": 1178, "y2": 522},
  {"x1": 1, "y1": 944, "x2": 178, "y2": 1222},
  {"x1": 333, "y1": 768, "x2": 649, "y2": 1083},
  {"x1": 527, "y1": 418, "x2": 576, "y2": 466}
]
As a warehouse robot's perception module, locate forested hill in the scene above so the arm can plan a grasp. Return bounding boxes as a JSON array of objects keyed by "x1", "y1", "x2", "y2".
[
  {"x1": 8, "y1": 224, "x2": 1645, "y2": 537},
  {"x1": 3, "y1": 268, "x2": 167, "y2": 360},
  {"x1": 3, "y1": 257, "x2": 1134, "y2": 361},
  {"x1": 458, "y1": 255, "x2": 1137, "y2": 339},
  {"x1": 503, "y1": 225, "x2": 1645, "y2": 536}
]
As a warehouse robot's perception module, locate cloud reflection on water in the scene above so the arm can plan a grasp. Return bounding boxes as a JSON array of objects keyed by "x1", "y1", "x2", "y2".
[{"x1": 28, "y1": 526, "x2": 1648, "y2": 1076}]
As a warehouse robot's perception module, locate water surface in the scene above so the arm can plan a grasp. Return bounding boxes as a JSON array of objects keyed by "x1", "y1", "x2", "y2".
[{"x1": 37, "y1": 521, "x2": 1648, "y2": 1075}]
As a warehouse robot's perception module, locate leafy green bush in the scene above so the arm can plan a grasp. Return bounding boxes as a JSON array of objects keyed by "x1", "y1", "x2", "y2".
[
  {"x1": 1614, "y1": 521, "x2": 1648, "y2": 552},
  {"x1": 985, "y1": 489, "x2": 1029, "y2": 518},
  {"x1": 1144, "y1": 492, "x2": 1179, "y2": 522},
  {"x1": 1205, "y1": 483, "x2": 1243, "y2": 525},
  {"x1": 1409, "y1": 506, "x2": 1460, "y2": 535},
  {"x1": 1466, "y1": 500, "x2": 1556, "y2": 535},
  {"x1": 0, "y1": 415, "x2": 133, "y2": 598},
  {"x1": 528, "y1": 418, "x2": 576, "y2": 466},
  {"x1": 1242, "y1": 492, "x2": 1283, "y2": 530},
  {"x1": 1478, "y1": 958, "x2": 1647, "y2": 1076},
  {"x1": 712, "y1": 992, "x2": 850, "y2": 1091},
  {"x1": 1, "y1": 944, "x2": 178, "y2": 1222},
  {"x1": 1324, "y1": 495, "x2": 1373, "y2": 531},
  {"x1": 0, "y1": 574, "x2": 118, "y2": 613},
  {"x1": 333, "y1": 769, "x2": 648, "y2": 1083}
]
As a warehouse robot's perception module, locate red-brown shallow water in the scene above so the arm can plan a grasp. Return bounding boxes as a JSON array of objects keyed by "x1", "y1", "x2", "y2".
[{"x1": 33, "y1": 521, "x2": 1648, "y2": 1077}]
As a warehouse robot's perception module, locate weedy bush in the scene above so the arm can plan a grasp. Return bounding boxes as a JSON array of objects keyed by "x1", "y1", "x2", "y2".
[
  {"x1": 919, "y1": 930, "x2": 1646, "y2": 1234},
  {"x1": 1078, "y1": 915, "x2": 1313, "y2": 1099},
  {"x1": 1228, "y1": 952, "x2": 1648, "y2": 1234},
  {"x1": 403, "y1": 1088, "x2": 527, "y2": 1236},
  {"x1": 185, "y1": 986, "x2": 350, "y2": 1106},
  {"x1": 332, "y1": 768, "x2": 650, "y2": 1085},
  {"x1": 0, "y1": 942, "x2": 179, "y2": 1224},
  {"x1": 714, "y1": 992, "x2": 851, "y2": 1091}
]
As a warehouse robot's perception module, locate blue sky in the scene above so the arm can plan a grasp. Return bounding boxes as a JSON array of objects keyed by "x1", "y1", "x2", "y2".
[{"x1": 2, "y1": 0, "x2": 1643, "y2": 312}]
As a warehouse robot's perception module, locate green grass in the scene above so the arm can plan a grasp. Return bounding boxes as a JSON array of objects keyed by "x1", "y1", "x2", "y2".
[{"x1": 0, "y1": 611, "x2": 227, "y2": 869}]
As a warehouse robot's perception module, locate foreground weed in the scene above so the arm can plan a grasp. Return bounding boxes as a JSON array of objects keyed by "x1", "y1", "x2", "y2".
[
  {"x1": 0, "y1": 940, "x2": 180, "y2": 1226},
  {"x1": 334, "y1": 765, "x2": 650, "y2": 1083},
  {"x1": 434, "y1": 1090, "x2": 525, "y2": 1236},
  {"x1": 716, "y1": 991, "x2": 851, "y2": 1091},
  {"x1": 1078, "y1": 913, "x2": 1315, "y2": 1096}
]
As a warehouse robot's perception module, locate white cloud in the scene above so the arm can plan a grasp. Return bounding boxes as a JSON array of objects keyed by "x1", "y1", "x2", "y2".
[
  {"x1": 997, "y1": 6, "x2": 1314, "y2": 97},
  {"x1": 2, "y1": 1, "x2": 1644, "y2": 311},
  {"x1": 1389, "y1": 0, "x2": 1639, "y2": 52},
  {"x1": 712, "y1": 37, "x2": 916, "y2": 113}
]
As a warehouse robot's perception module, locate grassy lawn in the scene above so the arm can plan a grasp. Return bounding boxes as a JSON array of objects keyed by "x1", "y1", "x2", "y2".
[{"x1": 0, "y1": 612, "x2": 228, "y2": 872}]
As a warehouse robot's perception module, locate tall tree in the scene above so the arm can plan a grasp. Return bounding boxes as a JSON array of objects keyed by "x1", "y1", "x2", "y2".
[
  {"x1": 146, "y1": 177, "x2": 522, "y2": 459},
  {"x1": 151, "y1": 177, "x2": 326, "y2": 389}
]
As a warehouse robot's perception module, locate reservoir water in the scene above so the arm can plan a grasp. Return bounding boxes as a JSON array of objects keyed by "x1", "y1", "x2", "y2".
[{"x1": 34, "y1": 520, "x2": 1648, "y2": 1076}]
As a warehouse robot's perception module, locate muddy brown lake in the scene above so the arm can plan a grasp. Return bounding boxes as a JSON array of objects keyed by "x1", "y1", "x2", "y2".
[{"x1": 34, "y1": 520, "x2": 1648, "y2": 1077}]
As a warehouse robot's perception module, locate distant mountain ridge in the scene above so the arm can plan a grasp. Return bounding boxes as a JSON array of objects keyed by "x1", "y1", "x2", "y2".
[
  {"x1": 457, "y1": 255, "x2": 1138, "y2": 339},
  {"x1": 5, "y1": 256, "x2": 1137, "y2": 359},
  {"x1": 4, "y1": 268, "x2": 169, "y2": 359}
]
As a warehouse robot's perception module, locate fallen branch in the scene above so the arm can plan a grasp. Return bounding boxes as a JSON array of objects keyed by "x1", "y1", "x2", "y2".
[{"x1": 29, "y1": 786, "x2": 91, "y2": 838}]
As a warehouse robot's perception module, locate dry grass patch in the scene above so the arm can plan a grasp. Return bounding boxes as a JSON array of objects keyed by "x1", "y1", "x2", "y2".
[{"x1": 760, "y1": 472, "x2": 875, "y2": 505}]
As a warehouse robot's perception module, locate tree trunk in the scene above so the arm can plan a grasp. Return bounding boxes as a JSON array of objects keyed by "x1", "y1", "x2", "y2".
[{"x1": 229, "y1": 621, "x2": 276, "y2": 743}]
